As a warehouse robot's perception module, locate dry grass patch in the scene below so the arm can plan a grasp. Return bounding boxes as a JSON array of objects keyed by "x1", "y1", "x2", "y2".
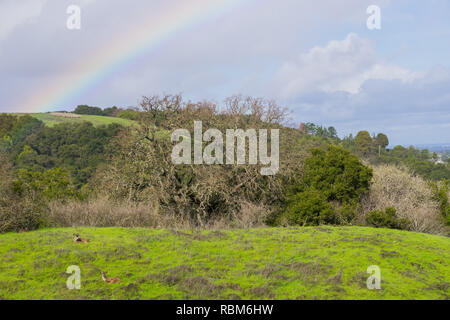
[{"x1": 49, "y1": 112, "x2": 81, "y2": 118}]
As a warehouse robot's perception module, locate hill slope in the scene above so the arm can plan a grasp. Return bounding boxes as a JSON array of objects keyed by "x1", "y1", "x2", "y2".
[
  {"x1": 0, "y1": 226, "x2": 448, "y2": 300},
  {"x1": 12, "y1": 113, "x2": 136, "y2": 127}
]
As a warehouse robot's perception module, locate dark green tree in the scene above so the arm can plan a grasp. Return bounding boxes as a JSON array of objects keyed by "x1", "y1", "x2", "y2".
[
  {"x1": 282, "y1": 145, "x2": 373, "y2": 226},
  {"x1": 13, "y1": 167, "x2": 78, "y2": 202},
  {"x1": 74, "y1": 105, "x2": 104, "y2": 115},
  {"x1": 300, "y1": 145, "x2": 373, "y2": 203},
  {"x1": 328, "y1": 126, "x2": 338, "y2": 138},
  {"x1": 355, "y1": 130, "x2": 373, "y2": 155},
  {"x1": 285, "y1": 189, "x2": 335, "y2": 226},
  {"x1": 366, "y1": 207, "x2": 410, "y2": 230},
  {"x1": 376, "y1": 133, "x2": 389, "y2": 149}
]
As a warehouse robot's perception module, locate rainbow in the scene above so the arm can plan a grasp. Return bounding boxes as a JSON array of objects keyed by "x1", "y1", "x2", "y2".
[{"x1": 23, "y1": 0, "x2": 250, "y2": 112}]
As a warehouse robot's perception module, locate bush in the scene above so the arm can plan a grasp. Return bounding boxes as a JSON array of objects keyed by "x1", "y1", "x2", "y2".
[
  {"x1": 0, "y1": 114, "x2": 17, "y2": 137},
  {"x1": 361, "y1": 165, "x2": 446, "y2": 235},
  {"x1": 281, "y1": 145, "x2": 372, "y2": 226},
  {"x1": 331, "y1": 201, "x2": 359, "y2": 225},
  {"x1": 366, "y1": 207, "x2": 410, "y2": 230},
  {"x1": 13, "y1": 168, "x2": 78, "y2": 202},
  {"x1": 0, "y1": 200, "x2": 43, "y2": 233},
  {"x1": 103, "y1": 106, "x2": 121, "y2": 117},
  {"x1": 300, "y1": 145, "x2": 373, "y2": 203},
  {"x1": 117, "y1": 109, "x2": 140, "y2": 120},
  {"x1": 283, "y1": 189, "x2": 335, "y2": 226},
  {"x1": 429, "y1": 180, "x2": 450, "y2": 226},
  {"x1": 0, "y1": 152, "x2": 43, "y2": 233},
  {"x1": 74, "y1": 105, "x2": 104, "y2": 115}
]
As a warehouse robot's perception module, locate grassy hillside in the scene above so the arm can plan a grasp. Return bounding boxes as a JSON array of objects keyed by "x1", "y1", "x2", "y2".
[
  {"x1": 0, "y1": 226, "x2": 448, "y2": 300},
  {"x1": 13, "y1": 113, "x2": 136, "y2": 127}
]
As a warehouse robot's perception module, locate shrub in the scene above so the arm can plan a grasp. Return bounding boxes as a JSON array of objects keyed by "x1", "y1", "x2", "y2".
[
  {"x1": 283, "y1": 189, "x2": 335, "y2": 226},
  {"x1": 0, "y1": 200, "x2": 43, "y2": 233},
  {"x1": 299, "y1": 145, "x2": 373, "y2": 203},
  {"x1": 361, "y1": 165, "x2": 446, "y2": 235},
  {"x1": 117, "y1": 109, "x2": 140, "y2": 120},
  {"x1": 281, "y1": 145, "x2": 372, "y2": 226},
  {"x1": 331, "y1": 201, "x2": 359, "y2": 225},
  {"x1": 366, "y1": 207, "x2": 410, "y2": 230},
  {"x1": 429, "y1": 180, "x2": 450, "y2": 226},
  {"x1": 103, "y1": 106, "x2": 121, "y2": 117},
  {"x1": 74, "y1": 105, "x2": 104, "y2": 115},
  {"x1": 0, "y1": 114, "x2": 17, "y2": 137},
  {"x1": 13, "y1": 168, "x2": 78, "y2": 202},
  {"x1": 0, "y1": 152, "x2": 43, "y2": 233}
]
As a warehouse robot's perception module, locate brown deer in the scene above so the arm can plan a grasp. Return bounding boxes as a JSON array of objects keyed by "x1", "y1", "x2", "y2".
[
  {"x1": 73, "y1": 234, "x2": 89, "y2": 243},
  {"x1": 101, "y1": 271, "x2": 121, "y2": 284}
]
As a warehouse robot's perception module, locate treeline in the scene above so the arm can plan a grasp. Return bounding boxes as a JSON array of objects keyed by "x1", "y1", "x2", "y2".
[
  {"x1": 345, "y1": 131, "x2": 449, "y2": 181},
  {"x1": 300, "y1": 122, "x2": 450, "y2": 181},
  {"x1": 74, "y1": 104, "x2": 140, "y2": 120}
]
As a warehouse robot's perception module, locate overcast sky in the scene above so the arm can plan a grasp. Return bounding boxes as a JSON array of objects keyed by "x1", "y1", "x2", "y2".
[{"x1": 0, "y1": 0, "x2": 449, "y2": 146}]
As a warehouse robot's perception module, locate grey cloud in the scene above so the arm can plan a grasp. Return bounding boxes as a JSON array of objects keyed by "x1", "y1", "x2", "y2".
[{"x1": 286, "y1": 67, "x2": 450, "y2": 145}]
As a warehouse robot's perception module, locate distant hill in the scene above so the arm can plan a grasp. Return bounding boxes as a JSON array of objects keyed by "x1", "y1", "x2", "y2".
[
  {"x1": 11, "y1": 113, "x2": 136, "y2": 128},
  {"x1": 415, "y1": 143, "x2": 450, "y2": 153}
]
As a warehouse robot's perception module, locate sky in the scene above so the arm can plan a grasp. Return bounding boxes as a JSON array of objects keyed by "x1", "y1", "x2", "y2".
[{"x1": 0, "y1": 0, "x2": 449, "y2": 146}]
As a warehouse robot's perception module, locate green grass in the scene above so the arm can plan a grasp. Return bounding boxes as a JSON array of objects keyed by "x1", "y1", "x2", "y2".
[
  {"x1": 0, "y1": 226, "x2": 448, "y2": 300},
  {"x1": 14, "y1": 113, "x2": 136, "y2": 127}
]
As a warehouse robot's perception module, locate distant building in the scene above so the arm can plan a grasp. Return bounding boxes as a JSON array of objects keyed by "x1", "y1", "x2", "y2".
[
  {"x1": 431, "y1": 153, "x2": 445, "y2": 164},
  {"x1": 299, "y1": 122, "x2": 308, "y2": 134}
]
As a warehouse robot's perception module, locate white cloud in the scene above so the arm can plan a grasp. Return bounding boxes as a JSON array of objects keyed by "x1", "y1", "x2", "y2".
[{"x1": 274, "y1": 33, "x2": 418, "y2": 98}]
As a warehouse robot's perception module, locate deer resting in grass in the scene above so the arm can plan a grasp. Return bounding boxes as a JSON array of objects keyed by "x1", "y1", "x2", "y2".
[
  {"x1": 101, "y1": 271, "x2": 121, "y2": 284},
  {"x1": 73, "y1": 234, "x2": 89, "y2": 243}
]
